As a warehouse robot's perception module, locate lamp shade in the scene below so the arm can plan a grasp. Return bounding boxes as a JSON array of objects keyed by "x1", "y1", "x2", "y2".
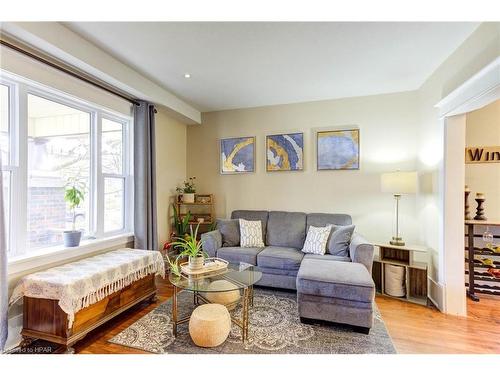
[{"x1": 381, "y1": 171, "x2": 417, "y2": 194}]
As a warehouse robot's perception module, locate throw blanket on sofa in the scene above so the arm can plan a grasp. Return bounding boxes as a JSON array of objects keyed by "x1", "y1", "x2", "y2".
[{"x1": 9, "y1": 248, "x2": 165, "y2": 328}]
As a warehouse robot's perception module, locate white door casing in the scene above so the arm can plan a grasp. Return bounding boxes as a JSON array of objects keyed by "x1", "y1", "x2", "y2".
[{"x1": 435, "y1": 57, "x2": 500, "y2": 316}]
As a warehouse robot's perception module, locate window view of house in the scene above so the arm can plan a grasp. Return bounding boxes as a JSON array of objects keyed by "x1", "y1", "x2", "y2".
[{"x1": 27, "y1": 94, "x2": 91, "y2": 248}]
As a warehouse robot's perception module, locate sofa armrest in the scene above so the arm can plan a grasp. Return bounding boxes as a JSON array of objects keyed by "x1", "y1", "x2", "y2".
[
  {"x1": 201, "y1": 229, "x2": 222, "y2": 257},
  {"x1": 349, "y1": 233, "x2": 374, "y2": 274}
]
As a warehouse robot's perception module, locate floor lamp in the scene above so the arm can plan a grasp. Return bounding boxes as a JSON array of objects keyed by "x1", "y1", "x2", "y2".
[{"x1": 380, "y1": 171, "x2": 417, "y2": 246}]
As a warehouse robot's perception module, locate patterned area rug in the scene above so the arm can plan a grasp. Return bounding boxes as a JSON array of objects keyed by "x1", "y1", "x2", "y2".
[{"x1": 109, "y1": 288, "x2": 396, "y2": 354}]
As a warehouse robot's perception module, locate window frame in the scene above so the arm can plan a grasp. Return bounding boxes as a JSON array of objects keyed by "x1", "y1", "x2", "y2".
[
  {"x1": 100, "y1": 114, "x2": 132, "y2": 236},
  {"x1": 0, "y1": 78, "x2": 17, "y2": 256},
  {"x1": 1, "y1": 71, "x2": 134, "y2": 258}
]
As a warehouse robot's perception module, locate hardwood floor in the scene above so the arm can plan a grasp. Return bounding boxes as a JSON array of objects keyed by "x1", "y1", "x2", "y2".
[
  {"x1": 376, "y1": 294, "x2": 500, "y2": 354},
  {"x1": 73, "y1": 276, "x2": 500, "y2": 354}
]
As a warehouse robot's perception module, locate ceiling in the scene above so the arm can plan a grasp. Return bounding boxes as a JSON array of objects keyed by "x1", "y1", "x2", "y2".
[{"x1": 65, "y1": 22, "x2": 479, "y2": 112}]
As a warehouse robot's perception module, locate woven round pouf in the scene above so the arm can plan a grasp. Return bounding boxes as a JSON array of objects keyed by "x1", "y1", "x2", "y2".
[
  {"x1": 201, "y1": 280, "x2": 241, "y2": 310},
  {"x1": 189, "y1": 303, "x2": 231, "y2": 347}
]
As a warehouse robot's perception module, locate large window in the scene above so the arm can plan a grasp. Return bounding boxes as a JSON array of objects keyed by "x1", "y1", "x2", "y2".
[{"x1": 1, "y1": 74, "x2": 133, "y2": 258}]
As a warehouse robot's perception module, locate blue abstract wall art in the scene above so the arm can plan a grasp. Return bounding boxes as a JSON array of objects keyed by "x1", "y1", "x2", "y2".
[
  {"x1": 317, "y1": 129, "x2": 359, "y2": 170},
  {"x1": 266, "y1": 133, "x2": 304, "y2": 171},
  {"x1": 220, "y1": 136, "x2": 255, "y2": 174}
]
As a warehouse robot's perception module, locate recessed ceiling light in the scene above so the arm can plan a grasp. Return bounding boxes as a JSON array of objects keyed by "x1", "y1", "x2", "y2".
[{"x1": 184, "y1": 73, "x2": 191, "y2": 79}]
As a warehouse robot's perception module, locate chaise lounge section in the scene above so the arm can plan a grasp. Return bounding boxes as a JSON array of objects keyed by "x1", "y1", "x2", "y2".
[
  {"x1": 296, "y1": 259, "x2": 375, "y2": 333},
  {"x1": 201, "y1": 210, "x2": 375, "y2": 332}
]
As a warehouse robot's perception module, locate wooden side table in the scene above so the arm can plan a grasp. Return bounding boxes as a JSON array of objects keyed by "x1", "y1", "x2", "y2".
[{"x1": 372, "y1": 243, "x2": 429, "y2": 306}]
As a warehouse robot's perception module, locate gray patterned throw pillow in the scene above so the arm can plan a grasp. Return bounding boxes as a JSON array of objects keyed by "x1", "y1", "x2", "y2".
[
  {"x1": 239, "y1": 219, "x2": 265, "y2": 247},
  {"x1": 301, "y1": 225, "x2": 333, "y2": 255}
]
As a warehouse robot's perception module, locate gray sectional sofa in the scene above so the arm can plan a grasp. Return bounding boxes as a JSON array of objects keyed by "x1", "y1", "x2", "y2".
[{"x1": 201, "y1": 210, "x2": 375, "y2": 333}]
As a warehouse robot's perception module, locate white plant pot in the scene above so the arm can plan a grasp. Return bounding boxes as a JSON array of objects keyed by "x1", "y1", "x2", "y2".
[
  {"x1": 189, "y1": 255, "x2": 204, "y2": 270},
  {"x1": 182, "y1": 193, "x2": 195, "y2": 203}
]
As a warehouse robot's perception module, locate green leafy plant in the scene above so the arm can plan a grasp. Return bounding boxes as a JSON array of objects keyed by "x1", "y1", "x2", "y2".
[
  {"x1": 170, "y1": 224, "x2": 207, "y2": 259},
  {"x1": 64, "y1": 181, "x2": 85, "y2": 231},
  {"x1": 172, "y1": 203, "x2": 191, "y2": 237},
  {"x1": 176, "y1": 176, "x2": 196, "y2": 194}
]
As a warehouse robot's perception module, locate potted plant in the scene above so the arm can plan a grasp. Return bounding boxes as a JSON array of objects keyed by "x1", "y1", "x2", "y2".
[
  {"x1": 63, "y1": 181, "x2": 85, "y2": 247},
  {"x1": 176, "y1": 176, "x2": 196, "y2": 203},
  {"x1": 172, "y1": 203, "x2": 191, "y2": 239},
  {"x1": 170, "y1": 224, "x2": 207, "y2": 270}
]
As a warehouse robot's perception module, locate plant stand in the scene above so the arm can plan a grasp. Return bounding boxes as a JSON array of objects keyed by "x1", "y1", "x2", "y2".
[{"x1": 174, "y1": 194, "x2": 215, "y2": 238}]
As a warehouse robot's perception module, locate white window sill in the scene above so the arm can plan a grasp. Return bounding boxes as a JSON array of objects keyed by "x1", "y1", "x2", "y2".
[{"x1": 7, "y1": 233, "x2": 135, "y2": 276}]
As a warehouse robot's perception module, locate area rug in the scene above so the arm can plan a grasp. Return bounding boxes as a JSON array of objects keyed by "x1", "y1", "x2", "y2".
[{"x1": 109, "y1": 288, "x2": 396, "y2": 354}]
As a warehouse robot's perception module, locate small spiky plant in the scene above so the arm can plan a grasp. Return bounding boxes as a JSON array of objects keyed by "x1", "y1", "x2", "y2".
[{"x1": 169, "y1": 223, "x2": 207, "y2": 259}]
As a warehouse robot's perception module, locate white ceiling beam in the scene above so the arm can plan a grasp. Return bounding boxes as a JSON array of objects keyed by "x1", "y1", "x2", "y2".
[{"x1": 1, "y1": 22, "x2": 201, "y2": 124}]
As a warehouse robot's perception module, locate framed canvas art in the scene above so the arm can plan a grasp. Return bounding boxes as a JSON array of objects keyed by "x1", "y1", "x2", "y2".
[
  {"x1": 317, "y1": 129, "x2": 359, "y2": 170},
  {"x1": 220, "y1": 136, "x2": 256, "y2": 174},
  {"x1": 266, "y1": 132, "x2": 304, "y2": 172}
]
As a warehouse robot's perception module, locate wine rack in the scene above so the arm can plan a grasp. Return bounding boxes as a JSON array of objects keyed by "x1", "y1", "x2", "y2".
[{"x1": 465, "y1": 220, "x2": 500, "y2": 302}]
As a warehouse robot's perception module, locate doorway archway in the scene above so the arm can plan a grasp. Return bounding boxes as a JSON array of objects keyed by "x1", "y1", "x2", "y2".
[{"x1": 436, "y1": 57, "x2": 500, "y2": 316}]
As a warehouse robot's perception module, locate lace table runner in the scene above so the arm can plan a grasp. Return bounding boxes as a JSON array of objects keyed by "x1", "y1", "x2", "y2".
[{"x1": 9, "y1": 248, "x2": 165, "y2": 328}]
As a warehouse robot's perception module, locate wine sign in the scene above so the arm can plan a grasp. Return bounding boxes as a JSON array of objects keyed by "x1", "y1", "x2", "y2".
[{"x1": 465, "y1": 146, "x2": 500, "y2": 164}]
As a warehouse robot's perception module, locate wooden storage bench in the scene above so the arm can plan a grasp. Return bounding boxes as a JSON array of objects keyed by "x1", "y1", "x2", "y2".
[
  {"x1": 22, "y1": 274, "x2": 157, "y2": 352},
  {"x1": 10, "y1": 249, "x2": 165, "y2": 353}
]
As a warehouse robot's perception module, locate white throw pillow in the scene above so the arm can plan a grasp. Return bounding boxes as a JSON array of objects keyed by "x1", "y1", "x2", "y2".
[
  {"x1": 302, "y1": 225, "x2": 333, "y2": 255},
  {"x1": 239, "y1": 219, "x2": 265, "y2": 247}
]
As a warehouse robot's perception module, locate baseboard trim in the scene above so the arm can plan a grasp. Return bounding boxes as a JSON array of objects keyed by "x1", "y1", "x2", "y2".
[{"x1": 428, "y1": 276, "x2": 445, "y2": 312}]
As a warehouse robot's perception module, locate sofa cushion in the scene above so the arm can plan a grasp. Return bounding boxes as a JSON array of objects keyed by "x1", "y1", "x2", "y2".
[
  {"x1": 216, "y1": 219, "x2": 240, "y2": 247},
  {"x1": 231, "y1": 210, "x2": 268, "y2": 240},
  {"x1": 303, "y1": 253, "x2": 351, "y2": 262},
  {"x1": 306, "y1": 213, "x2": 352, "y2": 229},
  {"x1": 298, "y1": 292, "x2": 372, "y2": 309},
  {"x1": 216, "y1": 246, "x2": 264, "y2": 265},
  {"x1": 297, "y1": 258, "x2": 375, "y2": 303},
  {"x1": 266, "y1": 211, "x2": 306, "y2": 249},
  {"x1": 255, "y1": 266, "x2": 299, "y2": 277},
  {"x1": 257, "y1": 246, "x2": 304, "y2": 270},
  {"x1": 328, "y1": 224, "x2": 355, "y2": 256}
]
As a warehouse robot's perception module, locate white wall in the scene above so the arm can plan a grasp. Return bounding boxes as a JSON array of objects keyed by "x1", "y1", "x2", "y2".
[{"x1": 187, "y1": 91, "x2": 420, "y2": 244}]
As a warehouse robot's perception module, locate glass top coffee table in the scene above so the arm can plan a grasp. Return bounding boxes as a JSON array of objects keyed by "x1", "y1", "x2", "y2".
[{"x1": 168, "y1": 263, "x2": 262, "y2": 341}]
